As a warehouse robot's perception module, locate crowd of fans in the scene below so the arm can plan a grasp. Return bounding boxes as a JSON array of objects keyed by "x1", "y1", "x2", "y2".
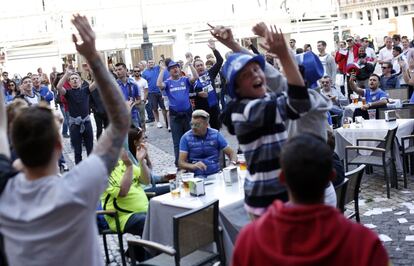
[{"x1": 2, "y1": 13, "x2": 412, "y2": 265}]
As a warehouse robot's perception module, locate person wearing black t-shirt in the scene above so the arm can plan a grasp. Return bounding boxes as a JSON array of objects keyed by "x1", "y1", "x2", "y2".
[{"x1": 57, "y1": 70, "x2": 95, "y2": 164}]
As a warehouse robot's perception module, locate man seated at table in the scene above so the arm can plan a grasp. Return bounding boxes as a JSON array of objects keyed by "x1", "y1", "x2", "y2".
[
  {"x1": 178, "y1": 109, "x2": 237, "y2": 177},
  {"x1": 349, "y1": 73, "x2": 388, "y2": 119},
  {"x1": 317, "y1": 75, "x2": 347, "y2": 124},
  {"x1": 232, "y1": 133, "x2": 389, "y2": 266}
]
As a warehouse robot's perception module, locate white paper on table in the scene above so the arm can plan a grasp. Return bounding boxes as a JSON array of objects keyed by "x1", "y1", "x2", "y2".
[
  {"x1": 395, "y1": 211, "x2": 407, "y2": 215},
  {"x1": 401, "y1": 202, "x2": 414, "y2": 209},
  {"x1": 364, "y1": 223, "x2": 377, "y2": 229},
  {"x1": 381, "y1": 208, "x2": 393, "y2": 212},
  {"x1": 401, "y1": 191, "x2": 412, "y2": 194},
  {"x1": 379, "y1": 234, "x2": 392, "y2": 242},
  {"x1": 398, "y1": 218, "x2": 408, "y2": 224},
  {"x1": 409, "y1": 225, "x2": 414, "y2": 231},
  {"x1": 405, "y1": 235, "x2": 414, "y2": 241},
  {"x1": 160, "y1": 196, "x2": 205, "y2": 209}
]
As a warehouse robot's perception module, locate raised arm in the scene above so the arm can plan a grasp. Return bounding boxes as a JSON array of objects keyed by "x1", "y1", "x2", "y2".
[
  {"x1": 187, "y1": 62, "x2": 199, "y2": 84},
  {"x1": 260, "y1": 25, "x2": 304, "y2": 87},
  {"x1": 156, "y1": 66, "x2": 166, "y2": 90},
  {"x1": 0, "y1": 86, "x2": 10, "y2": 158},
  {"x1": 208, "y1": 23, "x2": 251, "y2": 55},
  {"x1": 348, "y1": 74, "x2": 365, "y2": 96},
  {"x1": 71, "y1": 14, "x2": 129, "y2": 172},
  {"x1": 56, "y1": 70, "x2": 70, "y2": 96}
]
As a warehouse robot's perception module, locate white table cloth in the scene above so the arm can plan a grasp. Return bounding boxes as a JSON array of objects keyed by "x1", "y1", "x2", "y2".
[
  {"x1": 142, "y1": 173, "x2": 249, "y2": 265},
  {"x1": 335, "y1": 119, "x2": 414, "y2": 172}
]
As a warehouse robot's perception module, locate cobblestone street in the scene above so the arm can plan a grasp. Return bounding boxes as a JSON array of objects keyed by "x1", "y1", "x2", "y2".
[{"x1": 61, "y1": 116, "x2": 414, "y2": 265}]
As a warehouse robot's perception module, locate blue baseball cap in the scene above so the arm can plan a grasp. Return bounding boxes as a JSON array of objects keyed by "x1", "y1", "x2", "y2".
[
  {"x1": 222, "y1": 53, "x2": 265, "y2": 99},
  {"x1": 167, "y1": 61, "x2": 180, "y2": 70}
]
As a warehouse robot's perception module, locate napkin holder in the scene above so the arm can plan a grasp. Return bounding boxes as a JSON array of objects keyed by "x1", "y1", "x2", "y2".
[
  {"x1": 223, "y1": 166, "x2": 238, "y2": 185},
  {"x1": 384, "y1": 110, "x2": 397, "y2": 122},
  {"x1": 189, "y1": 178, "x2": 205, "y2": 196}
]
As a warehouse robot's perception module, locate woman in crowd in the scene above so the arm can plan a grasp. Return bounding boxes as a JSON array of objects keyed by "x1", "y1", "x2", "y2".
[
  {"x1": 4, "y1": 81, "x2": 19, "y2": 104},
  {"x1": 101, "y1": 127, "x2": 151, "y2": 237}
]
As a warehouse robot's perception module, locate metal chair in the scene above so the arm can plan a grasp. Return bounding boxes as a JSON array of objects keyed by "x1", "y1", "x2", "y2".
[
  {"x1": 377, "y1": 106, "x2": 414, "y2": 119},
  {"x1": 334, "y1": 178, "x2": 349, "y2": 213},
  {"x1": 96, "y1": 210, "x2": 127, "y2": 266},
  {"x1": 345, "y1": 127, "x2": 398, "y2": 198},
  {"x1": 127, "y1": 200, "x2": 225, "y2": 266},
  {"x1": 387, "y1": 87, "x2": 409, "y2": 101},
  {"x1": 401, "y1": 135, "x2": 414, "y2": 187},
  {"x1": 344, "y1": 165, "x2": 366, "y2": 223}
]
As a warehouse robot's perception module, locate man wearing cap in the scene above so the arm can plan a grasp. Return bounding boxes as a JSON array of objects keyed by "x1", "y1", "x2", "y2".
[
  {"x1": 191, "y1": 39, "x2": 224, "y2": 130},
  {"x1": 178, "y1": 109, "x2": 237, "y2": 177},
  {"x1": 157, "y1": 59, "x2": 198, "y2": 165}
]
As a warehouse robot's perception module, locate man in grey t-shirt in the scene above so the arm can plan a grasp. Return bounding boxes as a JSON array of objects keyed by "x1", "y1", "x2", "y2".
[{"x1": 0, "y1": 15, "x2": 130, "y2": 266}]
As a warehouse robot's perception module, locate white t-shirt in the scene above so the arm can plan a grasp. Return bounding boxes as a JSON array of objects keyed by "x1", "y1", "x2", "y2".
[
  {"x1": 365, "y1": 47, "x2": 376, "y2": 59},
  {"x1": 134, "y1": 77, "x2": 149, "y2": 101},
  {"x1": 319, "y1": 54, "x2": 328, "y2": 76},
  {"x1": 347, "y1": 49, "x2": 354, "y2": 65},
  {"x1": 0, "y1": 155, "x2": 108, "y2": 266},
  {"x1": 378, "y1": 47, "x2": 393, "y2": 62}
]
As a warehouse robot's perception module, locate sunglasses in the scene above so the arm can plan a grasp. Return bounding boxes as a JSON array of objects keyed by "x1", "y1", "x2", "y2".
[
  {"x1": 381, "y1": 67, "x2": 390, "y2": 69},
  {"x1": 133, "y1": 70, "x2": 141, "y2": 73},
  {"x1": 190, "y1": 122, "x2": 202, "y2": 128},
  {"x1": 346, "y1": 39, "x2": 353, "y2": 42}
]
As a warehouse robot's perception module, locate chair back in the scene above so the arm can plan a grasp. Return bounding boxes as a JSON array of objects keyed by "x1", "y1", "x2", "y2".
[
  {"x1": 344, "y1": 165, "x2": 365, "y2": 206},
  {"x1": 387, "y1": 87, "x2": 409, "y2": 100},
  {"x1": 173, "y1": 200, "x2": 220, "y2": 261},
  {"x1": 334, "y1": 178, "x2": 349, "y2": 213},
  {"x1": 378, "y1": 106, "x2": 414, "y2": 119},
  {"x1": 384, "y1": 126, "x2": 398, "y2": 157}
]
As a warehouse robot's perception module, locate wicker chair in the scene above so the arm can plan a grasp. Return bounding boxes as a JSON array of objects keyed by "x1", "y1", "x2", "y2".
[{"x1": 127, "y1": 200, "x2": 225, "y2": 266}]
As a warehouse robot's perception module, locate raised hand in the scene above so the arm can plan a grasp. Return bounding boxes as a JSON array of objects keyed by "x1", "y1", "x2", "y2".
[
  {"x1": 208, "y1": 23, "x2": 235, "y2": 48},
  {"x1": 207, "y1": 39, "x2": 216, "y2": 50},
  {"x1": 252, "y1": 22, "x2": 268, "y2": 38},
  {"x1": 71, "y1": 14, "x2": 97, "y2": 60},
  {"x1": 259, "y1": 25, "x2": 289, "y2": 59},
  {"x1": 136, "y1": 143, "x2": 147, "y2": 162}
]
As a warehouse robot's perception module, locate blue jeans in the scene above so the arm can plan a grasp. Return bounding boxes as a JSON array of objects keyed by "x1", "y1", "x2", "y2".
[
  {"x1": 70, "y1": 121, "x2": 93, "y2": 164},
  {"x1": 60, "y1": 105, "x2": 69, "y2": 135},
  {"x1": 169, "y1": 109, "x2": 191, "y2": 166},
  {"x1": 145, "y1": 101, "x2": 154, "y2": 121}
]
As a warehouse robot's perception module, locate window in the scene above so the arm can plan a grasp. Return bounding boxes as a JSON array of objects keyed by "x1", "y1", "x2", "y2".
[{"x1": 393, "y1": 6, "x2": 398, "y2": 17}]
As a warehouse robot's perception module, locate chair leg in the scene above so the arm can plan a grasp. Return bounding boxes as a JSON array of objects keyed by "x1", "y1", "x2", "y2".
[
  {"x1": 354, "y1": 198, "x2": 360, "y2": 223},
  {"x1": 392, "y1": 161, "x2": 398, "y2": 190},
  {"x1": 384, "y1": 165, "x2": 391, "y2": 199},
  {"x1": 117, "y1": 233, "x2": 127, "y2": 266},
  {"x1": 402, "y1": 154, "x2": 408, "y2": 189},
  {"x1": 102, "y1": 234, "x2": 110, "y2": 264}
]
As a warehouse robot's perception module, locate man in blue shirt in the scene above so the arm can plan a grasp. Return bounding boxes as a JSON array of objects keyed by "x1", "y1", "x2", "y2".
[
  {"x1": 115, "y1": 63, "x2": 141, "y2": 128},
  {"x1": 349, "y1": 73, "x2": 388, "y2": 119},
  {"x1": 191, "y1": 39, "x2": 223, "y2": 130},
  {"x1": 31, "y1": 74, "x2": 54, "y2": 105},
  {"x1": 157, "y1": 60, "x2": 198, "y2": 165},
  {"x1": 142, "y1": 59, "x2": 168, "y2": 128},
  {"x1": 178, "y1": 110, "x2": 236, "y2": 177}
]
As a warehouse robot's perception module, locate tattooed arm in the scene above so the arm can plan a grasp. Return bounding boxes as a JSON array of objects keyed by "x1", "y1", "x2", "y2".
[{"x1": 71, "y1": 14, "x2": 130, "y2": 173}]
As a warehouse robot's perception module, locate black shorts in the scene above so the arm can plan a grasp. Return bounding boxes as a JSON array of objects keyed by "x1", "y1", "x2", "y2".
[{"x1": 148, "y1": 93, "x2": 166, "y2": 111}]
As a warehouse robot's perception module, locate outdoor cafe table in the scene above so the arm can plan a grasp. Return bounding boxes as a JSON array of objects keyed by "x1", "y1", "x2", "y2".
[
  {"x1": 335, "y1": 119, "x2": 414, "y2": 173},
  {"x1": 142, "y1": 173, "x2": 249, "y2": 265},
  {"x1": 343, "y1": 99, "x2": 402, "y2": 119}
]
